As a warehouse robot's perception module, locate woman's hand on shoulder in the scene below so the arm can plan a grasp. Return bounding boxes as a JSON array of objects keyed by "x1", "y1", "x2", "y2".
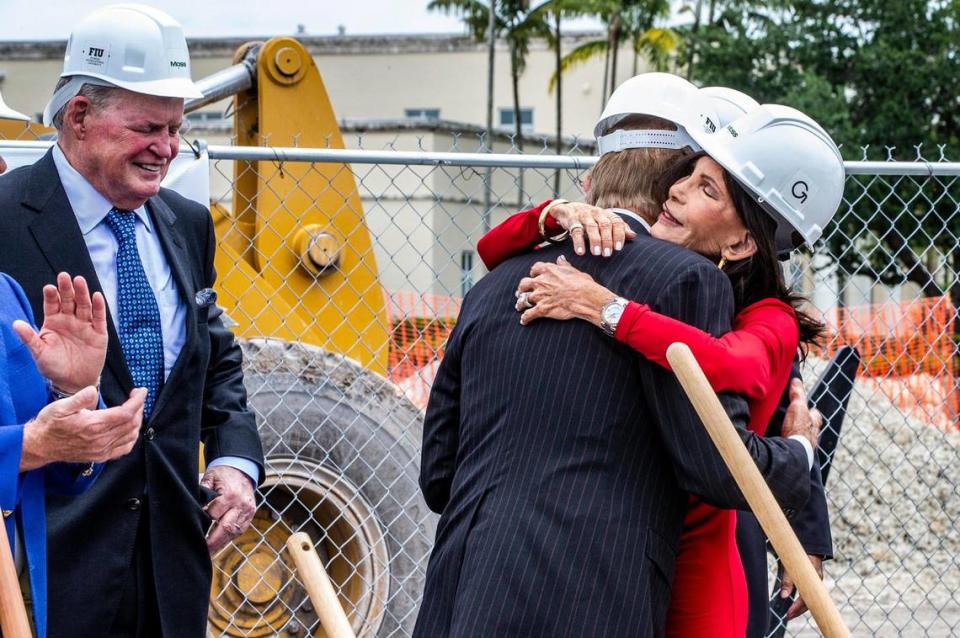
[{"x1": 549, "y1": 201, "x2": 637, "y2": 257}]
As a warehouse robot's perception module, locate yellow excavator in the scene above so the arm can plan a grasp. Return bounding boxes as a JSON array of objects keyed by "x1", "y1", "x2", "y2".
[{"x1": 1, "y1": 36, "x2": 432, "y2": 638}]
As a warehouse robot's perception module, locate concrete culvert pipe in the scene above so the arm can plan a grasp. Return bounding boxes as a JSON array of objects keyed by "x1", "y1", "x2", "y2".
[{"x1": 207, "y1": 339, "x2": 436, "y2": 638}]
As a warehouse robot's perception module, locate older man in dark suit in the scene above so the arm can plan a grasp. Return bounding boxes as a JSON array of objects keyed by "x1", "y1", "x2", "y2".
[
  {"x1": 0, "y1": 5, "x2": 263, "y2": 637},
  {"x1": 416, "y1": 211, "x2": 816, "y2": 638}
]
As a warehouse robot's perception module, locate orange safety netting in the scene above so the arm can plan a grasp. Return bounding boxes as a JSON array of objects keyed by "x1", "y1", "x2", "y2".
[
  {"x1": 815, "y1": 295, "x2": 959, "y2": 429},
  {"x1": 385, "y1": 290, "x2": 960, "y2": 429},
  {"x1": 386, "y1": 291, "x2": 461, "y2": 409}
]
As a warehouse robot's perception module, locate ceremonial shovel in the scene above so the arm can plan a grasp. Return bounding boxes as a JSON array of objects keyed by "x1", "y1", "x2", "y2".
[
  {"x1": 667, "y1": 342, "x2": 851, "y2": 638},
  {"x1": 0, "y1": 519, "x2": 31, "y2": 637}
]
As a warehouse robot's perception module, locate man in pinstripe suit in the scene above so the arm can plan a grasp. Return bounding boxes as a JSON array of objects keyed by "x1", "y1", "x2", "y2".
[{"x1": 416, "y1": 214, "x2": 813, "y2": 638}]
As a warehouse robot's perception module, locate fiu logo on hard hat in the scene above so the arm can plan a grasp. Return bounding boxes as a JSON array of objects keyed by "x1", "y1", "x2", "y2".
[
  {"x1": 82, "y1": 43, "x2": 109, "y2": 68},
  {"x1": 792, "y1": 180, "x2": 809, "y2": 205}
]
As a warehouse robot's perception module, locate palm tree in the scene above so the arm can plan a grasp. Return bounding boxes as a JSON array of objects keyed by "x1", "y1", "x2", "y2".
[
  {"x1": 548, "y1": 0, "x2": 678, "y2": 111},
  {"x1": 530, "y1": 0, "x2": 580, "y2": 194},
  {"x1": 429, "y1": 0, "x2": 550, "y2": 152}
]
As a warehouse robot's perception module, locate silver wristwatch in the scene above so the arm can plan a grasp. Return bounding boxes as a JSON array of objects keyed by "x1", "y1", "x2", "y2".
[{"x1": 599, "y1": 296, "x2": 628, "y2": 337}]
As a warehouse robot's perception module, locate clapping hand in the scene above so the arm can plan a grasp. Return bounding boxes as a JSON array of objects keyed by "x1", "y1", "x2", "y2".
[{"x1": 13, "y1": 273, "x2": 108, "y2": 394}]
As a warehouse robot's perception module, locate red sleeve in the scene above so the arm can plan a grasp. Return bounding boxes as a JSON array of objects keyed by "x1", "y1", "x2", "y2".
[
  {"x1": 476, "y1": 199, "x2": 563, "y2": 270},
  {"x1": 614, "y1": 299, "x2": 800, "y2": 400}
]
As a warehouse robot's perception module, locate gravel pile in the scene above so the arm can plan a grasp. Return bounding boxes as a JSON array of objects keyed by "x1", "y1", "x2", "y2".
[{"x1": 790, "y1": 356, "x2": 960, "y2": 635}]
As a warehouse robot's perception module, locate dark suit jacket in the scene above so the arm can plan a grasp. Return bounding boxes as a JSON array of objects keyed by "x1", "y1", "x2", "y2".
[
  {"x1": 0, "y1": 150, "x2": 264, "y2": 637},
  {"x1": 415, "y1": 224, "x2": 811, "y2": 638},
  {"x1": 738, "y1": 361, "x2": 834, "y2": 638}
]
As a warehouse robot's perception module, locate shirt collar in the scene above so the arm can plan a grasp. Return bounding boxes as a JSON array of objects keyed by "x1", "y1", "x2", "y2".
[
  {"x1": 608, "y1": 207, "x2": 652, "y2": 233},
  {"x1": 52, "y1": 144, "x2": 153, "y2": 236}
]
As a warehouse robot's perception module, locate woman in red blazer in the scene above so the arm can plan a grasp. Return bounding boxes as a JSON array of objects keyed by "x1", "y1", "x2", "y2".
[{"x1": 477, "y1": 152, "x2": 826, "y2": 638}]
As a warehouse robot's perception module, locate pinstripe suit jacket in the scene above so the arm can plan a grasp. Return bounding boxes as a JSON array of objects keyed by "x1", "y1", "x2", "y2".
[{"x1": 416, "y1": 224, "x2": 811, "y2": 638}]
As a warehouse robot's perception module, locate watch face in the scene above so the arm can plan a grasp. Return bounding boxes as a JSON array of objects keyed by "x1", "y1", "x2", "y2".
[{"x1": 602, "y1": 300, "x2": 625, "y2": 325}]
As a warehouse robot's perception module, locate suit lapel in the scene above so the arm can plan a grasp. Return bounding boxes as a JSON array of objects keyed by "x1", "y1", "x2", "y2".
[
  {"x1": 146, "y1": 194, "x2": 198, "y2": 419},
  {"x1": 22, "y1": 151, "x2": 134, "y2": 396}
]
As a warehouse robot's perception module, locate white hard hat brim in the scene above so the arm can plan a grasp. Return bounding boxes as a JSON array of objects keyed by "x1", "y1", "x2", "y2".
[
  {"x1": 0, "y1": 93, "x2": 30, "y2": 122},
  {"x1": 691, "y1": 122, "x2": 817, "y2": 249},
  {"x1": 69, "y1": 71, "x2": 204, "y2": 100},
  {"x1": 42, "y1": 73, "x2": 203, "y2": 127},
  {"x1": 0, "y1": 105, "x2": 30, "y2": 122}
]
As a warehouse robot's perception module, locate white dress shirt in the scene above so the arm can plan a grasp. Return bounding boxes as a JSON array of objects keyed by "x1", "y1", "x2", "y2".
[{"x1": 52, "y1": 145, "x2": 259, "y2": 484}]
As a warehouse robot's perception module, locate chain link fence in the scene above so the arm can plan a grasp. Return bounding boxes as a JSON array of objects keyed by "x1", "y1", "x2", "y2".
[
  {"x1": 2, "y1": 128, "x2": 958, "y2": 636},
  {"x1": 197, "y1": 135, "x2": 960, "y2": 638}
]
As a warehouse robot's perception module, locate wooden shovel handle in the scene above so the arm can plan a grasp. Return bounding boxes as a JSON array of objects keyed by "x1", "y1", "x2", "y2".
[
  {"x1": 666, "y1": 342, "x2": 850, "y2": 638},
  {"x1": 0, "y1": 517, "x2": 32, "y2": 638},
  {"x1": 286, "y1": 532, "x2": 356, "y2": 638}
]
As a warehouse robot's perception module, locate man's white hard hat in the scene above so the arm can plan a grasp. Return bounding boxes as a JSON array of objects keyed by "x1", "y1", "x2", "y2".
[
  {"x1": 689, "y1": 104, "x2": 845, "y2": 251},
  {"x1": 699, "y1": 86, "x2": 759, "y2": 128},
  {"x1": 43, "y1": 3, "x2": 203, "y2": 126},
  {"x1": 0, "y1": 90, "x2": 30, "y2": 122},
  {"x1": 594, "y1": 72, "x2": 720, "y2": 155}
]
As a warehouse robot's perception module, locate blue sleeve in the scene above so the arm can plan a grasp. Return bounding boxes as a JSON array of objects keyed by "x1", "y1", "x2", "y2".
[
  {"x1": 1, "y1": 274, "x2": 103, "y2": 497},
  {"x1": 207, "y1": 456, "x2": 260, "y2": 487},
  {"x1": 0, "y1": 424, "x2": 25, "y2": 511},
  {"x1": 3, "y1": 273, "x2": 37, "y2": 327}
]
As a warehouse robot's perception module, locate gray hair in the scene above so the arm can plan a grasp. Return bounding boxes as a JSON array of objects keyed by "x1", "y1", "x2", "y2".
[{"x1": 51, "y1": 77, "x2": 119, "y2": 131}]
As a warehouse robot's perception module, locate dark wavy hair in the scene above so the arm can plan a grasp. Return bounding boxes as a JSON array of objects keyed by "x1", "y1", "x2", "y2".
[{"x1": 658, "y1": 151, "x2": 824, "y2": 356}]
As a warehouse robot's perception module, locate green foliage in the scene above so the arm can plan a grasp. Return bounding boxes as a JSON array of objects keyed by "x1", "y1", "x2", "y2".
[
  {"x1": 681, "y1": 0, "x2": 960, "y2": 157},
  {"x1": 429, "y1": 0, "x2": 552, "y2": 147},
  {"x1": 680, "y1": 1, "x2": 960, "y2": 304},
  {"x1": 547, "y1": 0, "x2": 677, "y2": 94}
]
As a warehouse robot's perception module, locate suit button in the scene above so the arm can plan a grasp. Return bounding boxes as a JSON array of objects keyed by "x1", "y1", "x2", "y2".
[
  {"x1": 145, "y1": 427, "x2": 156, "y2": 440},
  {"x1": 126, "y1": 498, "x2": 141, "y2": 511}
]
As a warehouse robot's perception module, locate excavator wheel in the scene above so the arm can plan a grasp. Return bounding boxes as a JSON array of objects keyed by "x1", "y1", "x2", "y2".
[{"x1": 207, "y1": 338, "x2": 436, "y2": 637}]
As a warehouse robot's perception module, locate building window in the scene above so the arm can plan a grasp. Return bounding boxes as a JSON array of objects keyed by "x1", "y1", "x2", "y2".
[
  {"x1": 184, "y1": 110, "x2": 228, "y2": 128},
  {"x1": 499, "y1": 108, "x2": 533, "y2": 133},
  {"x1": 460, "y1": 250, "x2": 475, "y2": 296},
  {"x1": 404, "y1": 108, "x2": 440, "y2": 120}
]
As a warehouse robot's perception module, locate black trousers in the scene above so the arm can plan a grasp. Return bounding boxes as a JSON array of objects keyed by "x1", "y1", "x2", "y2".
[
  {"x1": 737, "y1": 510, "x2": 771, "y2": 638},
  {"x1": 109, "y1": 499, "x2": 164, "y2": 638}
]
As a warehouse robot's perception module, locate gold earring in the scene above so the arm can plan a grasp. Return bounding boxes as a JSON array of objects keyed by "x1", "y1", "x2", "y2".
[{"x1": 717, "y1": 257, "x2": 727, "y2": 270}]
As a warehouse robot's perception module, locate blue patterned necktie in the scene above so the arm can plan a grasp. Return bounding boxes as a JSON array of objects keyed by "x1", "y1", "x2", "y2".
[{"x1": 105, "y1": 208, "x2": 164, "y2": 418}]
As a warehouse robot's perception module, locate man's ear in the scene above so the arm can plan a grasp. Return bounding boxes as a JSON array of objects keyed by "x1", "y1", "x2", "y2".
[
  {"x1": 721, "y1": 230, "x2": 757, "y2": 262},
  {"x1": 64, "y1": 96, "x2": 92, "y2": 140}
]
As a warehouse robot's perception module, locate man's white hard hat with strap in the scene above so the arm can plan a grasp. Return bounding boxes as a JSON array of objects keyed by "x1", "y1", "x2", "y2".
[
  {"x1": 699, "y1": 86, "x2": 759, "y2": 128},
  {"x1": 0, "y1": 90, "x2": 29, "y2": 122},
  {"x1": 594, "y1": 72, "x2": 720, "y2": 155},
  {"x1": 43, "y1": 3, "x2": 203, "y2": 126},
  {"x1": 690, "y1": 104, "x2": 845, "y2": 251}
]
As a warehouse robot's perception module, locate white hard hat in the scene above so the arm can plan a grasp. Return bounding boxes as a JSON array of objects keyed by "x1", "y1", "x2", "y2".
[
  {"x1": 0, "y1": 90, "x2": 30, "y2": 122},
  {"x1": 43, "y1": 4, "x2": 202, "y2": 126},
  {"x1": 689, "y1": 104, "x2": 845, "y2": 251},
  {"x1": 594, "y1": 72, "x2": 720, "y2": 155},
  {"x1": 699, "y1": 86, "x2": 759, "y2": 128}
]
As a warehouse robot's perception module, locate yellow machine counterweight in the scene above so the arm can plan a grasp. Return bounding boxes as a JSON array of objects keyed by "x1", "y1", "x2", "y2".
[{"x1": 211, "y1": 37, "x2": 391, "y2": 374}]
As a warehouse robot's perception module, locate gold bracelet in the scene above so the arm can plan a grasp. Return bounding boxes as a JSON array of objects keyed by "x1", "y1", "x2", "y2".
[{"x1": 539, "y1": 199, "x2": 570, "y2": 243}]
